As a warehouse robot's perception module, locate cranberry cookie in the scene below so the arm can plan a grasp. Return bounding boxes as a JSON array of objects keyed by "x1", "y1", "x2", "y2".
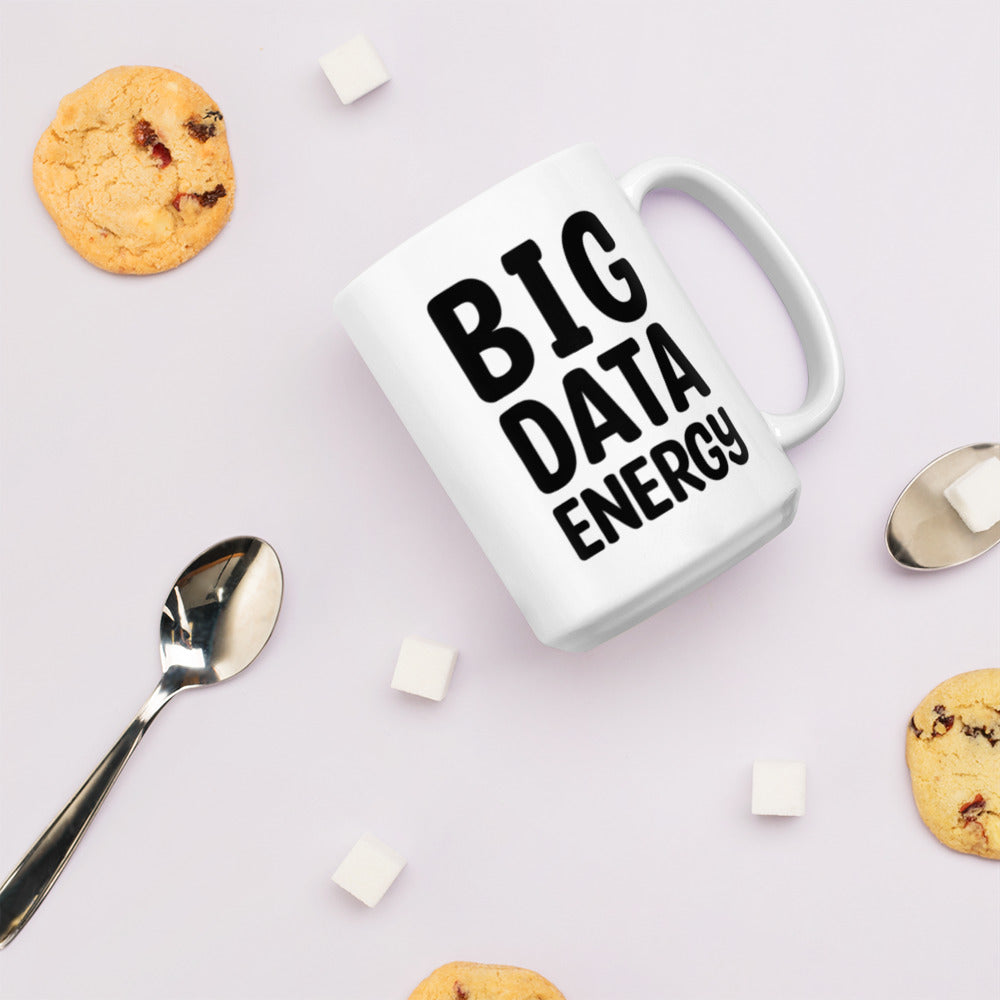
[
  {"x1": 906, "y1": 668, "x2": 1000, "y2": 860},
  {"x1": 408, "y1": 962, "x2": 566, "y2": 1000},
  {"x1": 33, "y1": 66, "x2": 234, "y2": 274}
]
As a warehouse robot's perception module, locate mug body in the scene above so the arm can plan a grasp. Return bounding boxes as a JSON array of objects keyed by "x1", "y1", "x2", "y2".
[{"x1": 335, "y1": 144, "x2": 800, "y2": 651}]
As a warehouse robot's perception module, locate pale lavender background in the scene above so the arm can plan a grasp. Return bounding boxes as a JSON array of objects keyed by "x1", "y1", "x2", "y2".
[{"x1": 1, "y1": 2, "x2": 998, "y2": 998}]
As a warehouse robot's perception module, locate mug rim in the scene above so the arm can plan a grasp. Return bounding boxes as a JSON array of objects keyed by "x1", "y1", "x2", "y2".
[{"x1": 333, "y1": 142, "x2": 599, "y2": 308}]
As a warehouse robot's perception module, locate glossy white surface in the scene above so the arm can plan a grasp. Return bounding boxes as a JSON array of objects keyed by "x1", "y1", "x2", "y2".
[
  {"x1": 1, "y1": 1, "x2": 997, "y2": 997},
  {"x1": 336, "y1": 144, "x2": 839, "y2": 651},
  {"x1": 619, "y1": 156, "x2": 844, "y2": 449}
]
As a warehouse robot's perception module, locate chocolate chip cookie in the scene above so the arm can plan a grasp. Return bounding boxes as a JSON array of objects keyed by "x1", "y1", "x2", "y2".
[
  {"x1": 33, "y1": 66, "x2": 234, "y2": 274},
  {"x1": 408, "y1": 962, "x2": 566, "y2": 1000},
  {"x1": 906, "y1": 668, "x2": 1000, "y2": 859}
]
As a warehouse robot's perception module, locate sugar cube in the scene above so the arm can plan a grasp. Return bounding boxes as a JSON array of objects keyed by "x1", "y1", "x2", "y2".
[
  {"x1": 391, "y1": 636, "x2": 458, "y2": 701},
  {"x1": 944, "y1": 456, "x2": 1000, "y2": 533},
  {"x1": 319, "y1": 35, "x2": 390, "y2": 105},
  {"x1": 751, "y1": 760, "x2": 806, "y2": 816},
  {"x1": 331, "y1": 833, "x2": 406, "y2": 907}
]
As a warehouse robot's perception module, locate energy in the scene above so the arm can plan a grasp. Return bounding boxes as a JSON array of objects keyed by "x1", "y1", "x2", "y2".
[{"x1": 551, "y1": 407, "x2": 750, "y2": 561}]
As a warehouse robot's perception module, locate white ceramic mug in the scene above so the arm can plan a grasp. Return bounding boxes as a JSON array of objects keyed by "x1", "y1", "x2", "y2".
[{"x1": 335, "y1": 144, "x2": 844, "y2": 651}]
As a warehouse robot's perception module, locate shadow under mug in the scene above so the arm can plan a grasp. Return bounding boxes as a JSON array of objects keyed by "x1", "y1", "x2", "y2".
[{"x1": 335, "y1": 144, "x2": 844, "y2": 651}]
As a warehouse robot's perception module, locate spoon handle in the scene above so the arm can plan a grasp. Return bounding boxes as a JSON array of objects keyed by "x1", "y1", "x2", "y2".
[{"x1": 0, "y1": 684, "x2": 171, "y2": 948}]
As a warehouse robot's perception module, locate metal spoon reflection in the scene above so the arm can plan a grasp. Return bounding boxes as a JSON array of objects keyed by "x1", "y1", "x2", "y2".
[
  {"x1": 886, "y1": 443, "x2": 1000, "y2": 570},
  {"x1": 0, "y1": 536, "x2": 283, "y2": 948}
]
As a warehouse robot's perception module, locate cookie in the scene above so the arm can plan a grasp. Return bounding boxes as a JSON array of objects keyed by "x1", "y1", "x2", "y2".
[
  {"x1": 33, "y1": 66, "x2": 234, "y2": 274},
  {"x1": 408, "y1": 962, "x2": 566, "y2": 1000},
  {"x1": 906, "y1": 668, "x2": 1000, "y2": 860}
]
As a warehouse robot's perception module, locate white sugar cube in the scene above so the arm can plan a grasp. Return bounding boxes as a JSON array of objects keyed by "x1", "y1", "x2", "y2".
[
  {"x1": 391, "y1": 636, "x2": 458, "y2": 701},
  {"x1": 751, "y1": 760, "x2": 806, "y2": 816},
  {"x1": 319, "y1": 35, "x2": 390, "y2": 105},
  {"x1": 331, "y1": 833, "x2": 406, "y2": 907},
  {"x1": 944, "y1": 456, "x2": 1000, "y2": 533}
]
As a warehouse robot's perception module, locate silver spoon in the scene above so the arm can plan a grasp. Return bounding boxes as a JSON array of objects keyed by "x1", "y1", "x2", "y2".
[
  {"x1": 0, "y1": 536, "x2": 283, "y2": 948},
  {"x1": 886, "y1": 443, "x2": 1000, "y2": 569}
]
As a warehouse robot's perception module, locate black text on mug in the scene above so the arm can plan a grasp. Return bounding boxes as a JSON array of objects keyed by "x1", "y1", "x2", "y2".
[{"x1": 427, "y1": 209, "x2": 750, "y2": 561}]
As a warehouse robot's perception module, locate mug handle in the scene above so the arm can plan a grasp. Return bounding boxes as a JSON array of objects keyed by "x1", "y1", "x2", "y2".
[{"x1": 619, "y1": 158, "x2": 844, "y2": 450}]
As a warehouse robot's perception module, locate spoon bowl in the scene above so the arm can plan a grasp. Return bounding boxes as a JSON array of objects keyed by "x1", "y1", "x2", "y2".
[
  {"x1": 0, "y1": 536, "x2": 283, "y2": 948},
  {"x1": 886, "y1": 443, "x2": 1000, "y2": 570},
  {"x1": 160, "y1": 536, "x2": 284, "y2": 685}
]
